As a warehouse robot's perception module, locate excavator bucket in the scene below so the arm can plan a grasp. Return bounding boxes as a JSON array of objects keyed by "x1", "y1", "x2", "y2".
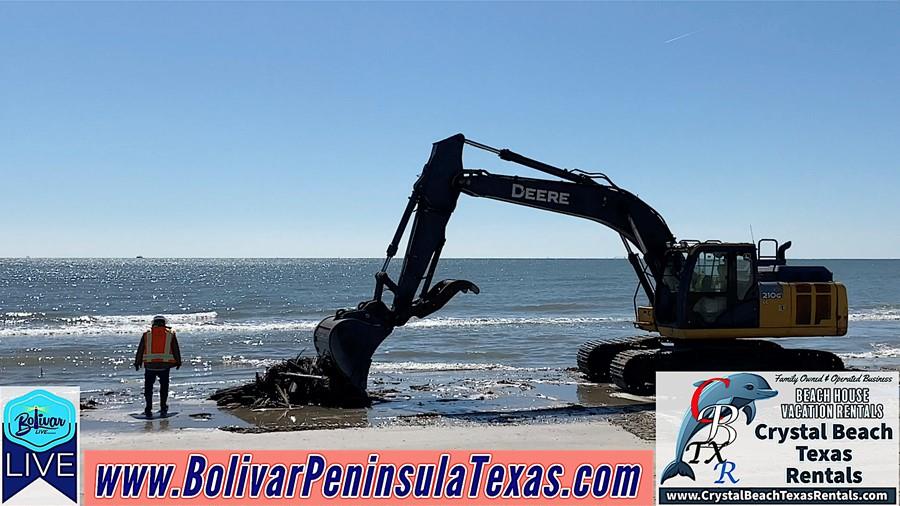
[
  {"x1": 313, "y1": 280, "x2": 479, "y2": 394},
  {"x1": 313, "y1": 314, "x2": 392, "y2": 394}
]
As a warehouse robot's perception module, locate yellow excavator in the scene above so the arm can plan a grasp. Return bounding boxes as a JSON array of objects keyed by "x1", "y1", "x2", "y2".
[{"x1": 314, "y1": 134, "x2": 847, "y2": 395}]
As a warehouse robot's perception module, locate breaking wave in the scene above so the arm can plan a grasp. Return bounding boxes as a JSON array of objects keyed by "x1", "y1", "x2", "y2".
[
  {"x1": 839, "y1": 343, "x2": 900, "y2": 360},
  {"x1": 849, "y1": 307, "x2": 900, "y2": 321},
  {"x1": 4, "y1": 306, "x2": 896, "y2": 339},
  {"x1": 3, "y1": 312, "x2": 44, "y2": 319},
  {"x1": 405, "y1": 316, "x2": 630, "y2": 328},
  {"x1": 0, "y1": 312, "x2": 629, "y2": 338},
  {"x1": 0, "y1": 311, "x2": 307, "y2": 338}
]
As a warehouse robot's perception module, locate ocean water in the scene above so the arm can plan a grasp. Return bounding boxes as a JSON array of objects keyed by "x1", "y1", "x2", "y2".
[{"x1": 0, "y1": 258, "x2": 897, "y2": 412}]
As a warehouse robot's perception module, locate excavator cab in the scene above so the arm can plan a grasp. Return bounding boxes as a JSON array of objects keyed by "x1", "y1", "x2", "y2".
[
  {"x1": 681, "y1": 243, "x2": 760, "y2": 329},
  {"x1": 648, "y1": 243, "x2": 758, "y2": 330},
  {"x1": 641, "y1": 241, "x2": 847, "y2": 340}
]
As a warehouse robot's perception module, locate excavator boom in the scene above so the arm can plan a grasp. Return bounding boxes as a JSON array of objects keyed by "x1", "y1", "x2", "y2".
[{"x1": 314, "y1": 133, "x2": 674, "y2": 392}]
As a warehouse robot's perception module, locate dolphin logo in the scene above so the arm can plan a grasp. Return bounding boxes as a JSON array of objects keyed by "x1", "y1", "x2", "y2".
[{"x1": 660, "y1": 373, "x2": 777, "y2": 484}]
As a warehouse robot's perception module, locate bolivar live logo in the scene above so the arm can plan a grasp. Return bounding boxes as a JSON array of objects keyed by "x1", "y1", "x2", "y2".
[
  {"x1": 660, "y1": 373, "x2": 778, "y2": 485},
  {"x1": 1, "y1": 387, "x2": 79, "y2": 505}
]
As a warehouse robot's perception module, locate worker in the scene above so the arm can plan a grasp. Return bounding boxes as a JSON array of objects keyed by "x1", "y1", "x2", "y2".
[{"x1": 134, "y1": 315, "x2": 182, "y2": 417}]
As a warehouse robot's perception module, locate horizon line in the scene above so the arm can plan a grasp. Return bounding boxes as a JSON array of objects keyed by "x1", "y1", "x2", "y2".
[{"x1": 2, "y1": 256, "x2": 899, "y2": 261}]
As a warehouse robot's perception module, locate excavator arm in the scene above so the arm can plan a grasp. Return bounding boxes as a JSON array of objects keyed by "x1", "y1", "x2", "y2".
[
  {"x1": 457, "y1": 171, "x2": 674, "y2": 289},
  {"x1": 314, "y1": 133, "x2": 675, "y2": 392}
]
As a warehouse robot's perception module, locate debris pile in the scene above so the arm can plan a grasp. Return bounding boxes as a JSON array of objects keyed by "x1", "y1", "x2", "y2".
[{"x1": 209, "y1": 355, "x2": 369, "y2": 409}]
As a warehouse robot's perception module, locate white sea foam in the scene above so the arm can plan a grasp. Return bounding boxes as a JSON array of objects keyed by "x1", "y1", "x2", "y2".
[
  {"x1": 839, "y1": 343, "x2": 900, "y2": 360},
  {"x1": 0, "y1": 311, "x2": 287, "y2": 337},
  {"x1": 1, "y1": 306, "x2": 894, "y2": 340},
  {"x1": 96, "y1": 311, "x2": 219, "y2": 324},
  {"x1": 849, "y1": 307, "x2": 900, "y2": 321},
  {"x1": 3, "y1": 312, "x2": 42, "y2": 318},
  {"x1": 0, "y1": 313, "x2": 628, "y2": 338},
  {"x1": 0, "y1": 319, "x2": 317, "y2": 338},
  {"x1": 406, "y1": 316, "x2": 631, "y2": 328},
  {"x1": 371, "y1": 361, "x2": 518, "y2": 372}
]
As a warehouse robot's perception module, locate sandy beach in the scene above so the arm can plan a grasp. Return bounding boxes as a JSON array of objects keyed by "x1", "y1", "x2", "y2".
[
  {"x1": 82, "y1": 419, "x2": 653, "y2": 451},
  {"x1": 80, "y1": 374, "x2": 657, "y2": 452}
]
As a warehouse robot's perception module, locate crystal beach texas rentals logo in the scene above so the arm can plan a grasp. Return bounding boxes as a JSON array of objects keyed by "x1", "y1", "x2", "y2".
[
  {"x1": 1, "y1": 387, "x2": 79, "y2": 505},
  {"x1": 658, "y1": 373, "x2": 778, "y2": 486}
]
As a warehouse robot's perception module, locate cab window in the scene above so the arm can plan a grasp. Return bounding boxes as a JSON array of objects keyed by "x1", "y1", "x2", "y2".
[
  {"x1": 736, "y1": 253, "x2": 754, "y2": 300},
  {"x1": 662, "y1": 252, "x2": 687, "y2": 293},
  {"x1": 688, "y1": 251, "x2": 728, "y2": 325},
  {"x1": 691, "y1": 252, "x2": 728, "y2": 293}
]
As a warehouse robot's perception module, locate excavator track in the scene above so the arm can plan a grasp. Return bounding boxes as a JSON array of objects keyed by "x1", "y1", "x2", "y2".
[
  {"x1": 658, "y1": 340, "x2": 845, "y2": 373},
  {"x1": 585, "y1": 338, "x2": 845, "y2": 395},
  {"x1": 610, "y1": 348, "x2": 658, "y2": 395},
  {"x1": 777, "y1": 348, "x2": 844, "y2": 371},
  {"x1": 577, "y1": 336, "x2": 659, "y2": 382}
]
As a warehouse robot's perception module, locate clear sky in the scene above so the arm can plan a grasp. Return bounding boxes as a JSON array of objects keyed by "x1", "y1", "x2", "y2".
[{"x1": 1, "y1": 2, "x2": 897, "y2": 258}]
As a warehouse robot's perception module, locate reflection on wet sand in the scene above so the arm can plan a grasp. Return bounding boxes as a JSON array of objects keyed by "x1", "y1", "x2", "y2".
[
  {"x1": 141, "y1": 418, "x2": 170, "y2": 432},
  {"x1": 575, "y1": 381, "x2": 654, "y2": 406},
  {"x1": 222, "y1": 405, "x2": 369, "y2": 433},
  {"x1": 83, "y1": 367, "x2": 657, "y2": 436}
]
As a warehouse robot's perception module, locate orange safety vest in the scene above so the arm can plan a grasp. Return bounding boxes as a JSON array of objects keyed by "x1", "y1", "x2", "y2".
[{"x1": 143, "y1": 327, "x2": 176, "y2": 364}]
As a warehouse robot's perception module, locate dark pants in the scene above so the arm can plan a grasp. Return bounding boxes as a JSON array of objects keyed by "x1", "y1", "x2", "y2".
[{"x1": 144, "y1": 368, "x2": 171, "y2": 411}]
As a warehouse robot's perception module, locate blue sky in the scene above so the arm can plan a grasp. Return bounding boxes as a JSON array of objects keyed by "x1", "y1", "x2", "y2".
[{"x1": 1, "y1": 2, "x2": 897, "y2": 258}]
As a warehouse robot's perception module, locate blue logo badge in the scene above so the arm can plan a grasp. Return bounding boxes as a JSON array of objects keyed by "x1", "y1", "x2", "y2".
[{"x1": 3, "y1": 390, "x2": 75, "y2": 452}]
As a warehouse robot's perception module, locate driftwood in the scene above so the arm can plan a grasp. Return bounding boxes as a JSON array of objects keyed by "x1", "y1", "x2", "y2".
[
  {"x1": 209, "y1": 355, "x2": 369, "y2": 409},
  {"x1": 280, "y1": 372, "x2": 328, "y2": 380}
]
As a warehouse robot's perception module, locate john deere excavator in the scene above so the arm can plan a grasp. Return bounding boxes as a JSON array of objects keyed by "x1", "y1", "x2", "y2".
[{"x1": 314, "y1": 134, "x2": 847, "y2": 395}]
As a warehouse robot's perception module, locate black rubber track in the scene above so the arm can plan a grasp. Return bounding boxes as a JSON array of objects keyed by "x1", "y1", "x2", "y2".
[
  {"x1": 777, "y1": 348, "x2": 844, "y2": 371},
  {"x1": 656, "y1": 341, "x2": 845, "y2": 373},
  {"x1": 609, "y1": 348, "x2": 658, "y2": 395},
  {"x1": 577, "y1": 336, "x2": 659, "y2": 382},
  {"x1": 605, "y1": 339, "x2": 845, "y2": 395}
]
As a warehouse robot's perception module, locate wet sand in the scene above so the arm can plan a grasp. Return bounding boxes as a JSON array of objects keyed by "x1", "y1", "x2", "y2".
[
  {"x1": 80, "y1": 367, "x2": 657, "y2": 450},
  {"x1": 78, "y1": 361, "x2": 895, "y2": 448},
  {"x1": 82, "y1": 418, "x2": 653, "y2": 451},
  {"x1": 80, "y1": 365, "x2": 656, "y2": 435}
]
